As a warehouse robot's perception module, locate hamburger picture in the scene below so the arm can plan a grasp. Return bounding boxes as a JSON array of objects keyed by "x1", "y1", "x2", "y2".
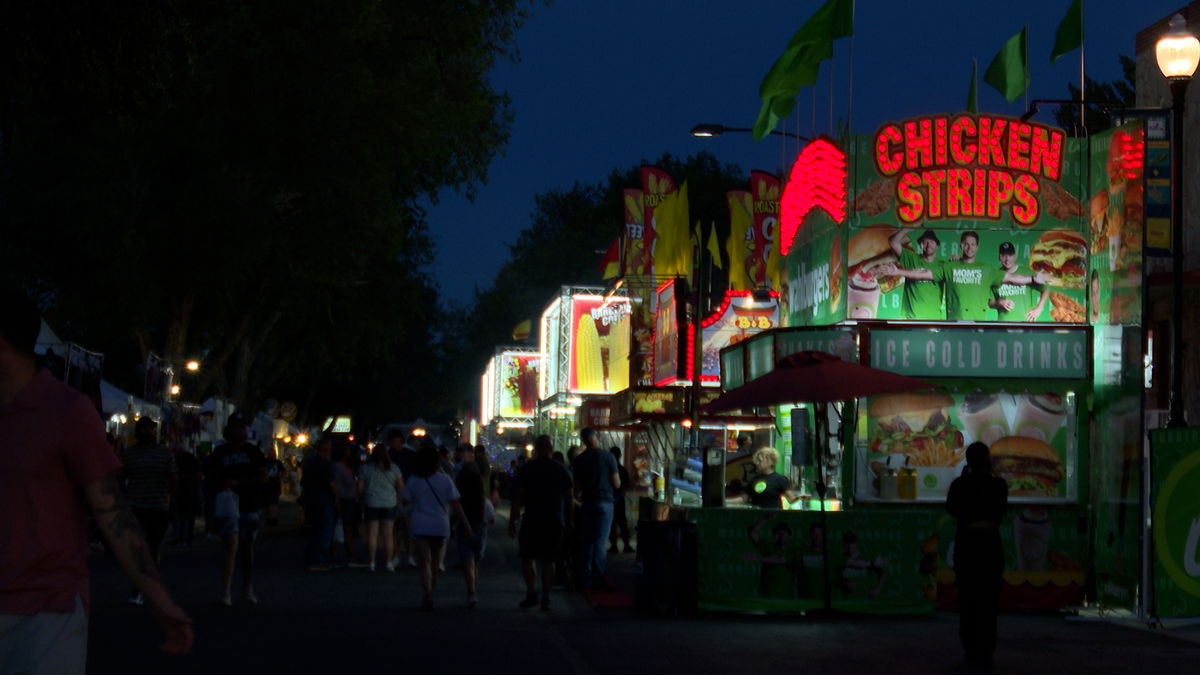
[
  {"x1": 829, "y1": 234, "x2": 844, "y2": 310},
  {"x1": 1029, "y1": 228, "x2": 1087, "y2": 289},
  {"x1": 869, "y1": 392, "x2": 964, "y2": 465},
  {"x1": 848, "y1": 225, "x2": 903, "y2": 295},
  {"x1": 989, "y1": 435, "x2": 1065, "y2": 497}
]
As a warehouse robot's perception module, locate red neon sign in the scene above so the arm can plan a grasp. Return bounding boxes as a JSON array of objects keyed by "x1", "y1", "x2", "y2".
[
  {"x1": 779, "y1": 138, "x2": 847, "y2": 256},
  {"x1": 873, "y1": 114, "x2": 1065, "y2": 226}
]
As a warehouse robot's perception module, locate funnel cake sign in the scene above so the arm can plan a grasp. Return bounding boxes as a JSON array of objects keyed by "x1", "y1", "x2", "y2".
[{"x1": 873, "y1": 114, "x2": 1066, "y2": 226}]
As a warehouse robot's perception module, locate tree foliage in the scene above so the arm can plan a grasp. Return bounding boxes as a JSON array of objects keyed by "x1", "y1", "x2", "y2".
[
  {"x1": 1, "y1": 1, "x2": 529, "y2": 427},
  {"x1": 1053, "y1": 55, "x2": 1136, "y2": 136},
  {"x1": 440, "y1": 151, "x2": 749, "y2": 413}
]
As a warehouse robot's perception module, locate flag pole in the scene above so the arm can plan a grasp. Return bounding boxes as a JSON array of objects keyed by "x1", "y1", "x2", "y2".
[
  {"x1": 1024, "y1": 23, "x2": 1030, "y2": 111},
  {"x1": 1078, "y1": 0, "x2": 1086, "y2": 136}
]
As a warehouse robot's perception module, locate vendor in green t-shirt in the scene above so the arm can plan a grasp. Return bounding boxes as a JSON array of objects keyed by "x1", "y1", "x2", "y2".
[
  {"x1": 989, "y1": 241, "x2": 1049, "y2": 321},
  {"x1": 888, "y1": 228, "x2": 945, "y2": 319},
  {"x1": 882, "y1": 231, "x2": 1046, "y2": 320}
]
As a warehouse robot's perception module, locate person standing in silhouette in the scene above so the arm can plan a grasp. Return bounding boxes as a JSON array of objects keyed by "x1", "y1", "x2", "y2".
[{"x1": 946, "y1": 442, "x2": 1009, "y2": 669}]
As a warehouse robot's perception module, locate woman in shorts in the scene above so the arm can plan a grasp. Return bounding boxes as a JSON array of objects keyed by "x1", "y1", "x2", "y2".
[
  {"x1": 401, "y1": 440, "x2": 471, "y2": 610},
  {"x1": 357, "y1": 446, "x2": 404, "y2": 572}
]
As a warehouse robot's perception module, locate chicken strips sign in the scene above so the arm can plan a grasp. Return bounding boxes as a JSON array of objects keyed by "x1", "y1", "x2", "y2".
[{"x1": 873, "y1": 114, "x2": 1066, "y2": 226}]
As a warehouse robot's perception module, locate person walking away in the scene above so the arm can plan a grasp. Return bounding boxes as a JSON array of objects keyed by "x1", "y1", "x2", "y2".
[
  {"x1": 946, "y1": 442, "x2": 1009, "y2": 669},
  {"x1": 210, "y1": 412, "x2": 269, "y2": 605},
  {"x1": 120, "y1": 417, "x2": 178, "y2": 605},
  {"x1": 401, "y1": 440, "x2": 471, "y2": 610},
  {"x1": 455, "y1": 449, "x2": 493, "y2": 608},
  {"x1": 509, "y1": 435, "x2": 573, "y2": 610},
  {"x1": 570, "y1": 427, "x2": 620, "y2": 591},
  {"x1": 301, "y1": 437, "x2": 338, "y2": 572},
  {"x1": 171, "y1": 441, "x2": 201, "y2": 546},
  {"x1": 386, "y1": 429, "x2": 418, "y2": 568},
  {"x1": 0, "y1": 289, "x2": 192, "y2": 670},
  {"x1": 331, "y1": 441, "x2": 362, "y2": 567},
  {"x1": 358, "y1": 446, "x2": 404, "y2": 571},
  {"x1": 264, "y1": 444, "x2": 285, "y2": 526},
  {"x1": 607, "y1": 446, "x2": 633, "y2": 554}
]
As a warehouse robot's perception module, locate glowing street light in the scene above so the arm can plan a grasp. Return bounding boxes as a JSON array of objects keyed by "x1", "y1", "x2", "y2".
[
  {"x1": 185, "y1": 360, "x2": 200, "y2": 372},
  {"x1": 1156, "y1": 13, "x2": 1199, "y2": 428}
]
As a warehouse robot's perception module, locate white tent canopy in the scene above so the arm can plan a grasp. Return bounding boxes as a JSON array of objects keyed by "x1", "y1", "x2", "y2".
[{"x1": 100, "y1": 380, "x2": 161, "y2": 422}]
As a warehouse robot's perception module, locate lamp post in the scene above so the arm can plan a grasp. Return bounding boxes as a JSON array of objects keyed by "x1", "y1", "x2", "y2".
[
  {"x1": 690, "y1": 123, "x2": 809, "y2": 142},
  {"x1": 1156, "y1": 13, "x2": 1200, "y2": 428}
]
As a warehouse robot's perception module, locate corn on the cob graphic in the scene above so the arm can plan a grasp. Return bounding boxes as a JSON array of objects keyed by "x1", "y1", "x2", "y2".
[
  {"x1": 609, "y1": 313, "x2": 630, "y2": 392},
  {"x1": 575, "y1": 314, "x2": 604, "y2": 391}
]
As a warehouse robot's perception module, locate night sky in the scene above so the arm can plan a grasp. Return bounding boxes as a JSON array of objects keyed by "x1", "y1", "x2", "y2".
[{"x1": 426, "y1": 0, "x2": 1185, "y2": 306}]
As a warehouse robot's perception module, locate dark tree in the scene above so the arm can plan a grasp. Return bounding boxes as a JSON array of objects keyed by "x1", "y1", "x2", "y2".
[
  {"x1": 1053, "y1": 55, "x2": 1137, "y2": 136},
  {"x1": 1, "y1": 1, "x2": 530, "y2": 424}
]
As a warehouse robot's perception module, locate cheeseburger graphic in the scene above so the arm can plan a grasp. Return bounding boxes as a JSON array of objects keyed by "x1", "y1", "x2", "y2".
[
  {"x1": 1029, "y1": 229, "x2": 1087, "y2": 289},
  {"x1": 869, "y1": 392, "x2": 963, "y2": 463},
  {"x1": 847, "y1": 225, "x2": 903, "y2": 294},
  {"x1": 989, "y1": 436, "x2": 1065, "y2": 497}
]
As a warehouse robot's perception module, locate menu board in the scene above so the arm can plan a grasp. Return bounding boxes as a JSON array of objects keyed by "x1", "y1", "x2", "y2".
[{"x1": 855, "y1": 390, "x2": 1078, "y2": 503}]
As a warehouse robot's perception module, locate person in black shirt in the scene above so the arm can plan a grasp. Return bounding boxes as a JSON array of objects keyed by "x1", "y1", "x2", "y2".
[
  {"x1": 946, "y1": 442, "x2": 1008, "y2": 669},
  {"x1": 509, "y1": 434, "x2": 573, "y2": 610},
  {"x1": 739, "y1": 447, "x2": 792, "y2": 509},
  {"x1": 570, "y1": 428, "x2": 619, "y2": 590},
  {"x1": 607, "y1": 447, "x2": 633, "y2": 554},
  {"x1": 301, "y1": 437, "x2": 337, "y2": 571},
  {"x1": 209, "y1": 412, "x2": 268, "y2": 606}
]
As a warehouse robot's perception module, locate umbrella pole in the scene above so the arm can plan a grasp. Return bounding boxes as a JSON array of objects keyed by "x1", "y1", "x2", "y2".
[{"x1": 815, "y1": 401, "x2": 833, "y2": 613}]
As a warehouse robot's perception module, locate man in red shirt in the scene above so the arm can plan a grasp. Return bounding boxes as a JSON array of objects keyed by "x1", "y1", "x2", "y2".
[{"x1": 0, "y1": 289, "x2": 192, "y2": 671}]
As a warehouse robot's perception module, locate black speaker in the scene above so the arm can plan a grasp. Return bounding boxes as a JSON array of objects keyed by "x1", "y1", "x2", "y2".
[{"x1": 791, "y1": 407, "x2": 810, "y2": 466}]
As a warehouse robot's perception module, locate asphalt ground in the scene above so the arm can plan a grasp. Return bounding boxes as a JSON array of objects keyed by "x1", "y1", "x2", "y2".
[{"x1": 84, "y1": 500, "x2": 1200, "y2": 674}]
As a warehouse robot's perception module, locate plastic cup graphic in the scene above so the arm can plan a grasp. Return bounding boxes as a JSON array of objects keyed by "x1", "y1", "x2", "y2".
[
  {"x1": 1013, "y1": 394, "x2": 1067, "y2": 442},
  {"x1": 958, "y1": 393, "x2": 1010, "y2": 446},
  {"x1": 1013, "y1": 507, "x2": 1052, "y2": 571},
  {"x1": 847, "y1": 270, "x2": 881, "y2": 318}
]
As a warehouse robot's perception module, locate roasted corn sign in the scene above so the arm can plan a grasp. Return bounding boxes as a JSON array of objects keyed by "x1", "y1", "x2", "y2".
[{"x1": 788, "y1": 113, "x2": 1093, "y2": 326}]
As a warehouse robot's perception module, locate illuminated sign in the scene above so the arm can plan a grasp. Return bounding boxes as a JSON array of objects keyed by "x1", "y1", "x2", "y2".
[
  {"x1": 868, "y1": 328, "x2": 1089, "y2": 379},
  {"x1": 497, "y1": 352, "x2": 540, "y2": 418},
  {"x1": 568, "y1": 294, "x2": 631, "y2": 394},
  {"x1": 872, "y1": 114, "x2": 1065, "y2": 226},
  {"x1": 653, "y1": 280, "x2": 684, "y2": 386},
  {"x1": 779, "y1": 138, "x2": 847, "y2": 256},
  {"x1": 694, "y1": 290, "x2": 779, "y2": 382}
]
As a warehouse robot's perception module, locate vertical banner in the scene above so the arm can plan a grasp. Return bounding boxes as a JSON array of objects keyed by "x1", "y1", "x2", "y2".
[
  {"x1": 1151, "y1": 427, "x2": 1200, "y2": 618},
  {"x1": 750, "y1": 171, "x2": 781, "y2": 289},
  {"x1": 641, "y1": 166, "x2": 676, "y2": 277},
  {"x1": 497, "y1": 353, "x2": 540, "y2": 418},
  {"x1": 1088, "y1": 122, "x2": 1145, "y2": 326},
  {"x1": 623, "y1": 188, "x2": 647, "y2": 276},
  {"x1": 653, "y1": 280, "x2": 684, "y2": 386},
  {"x1": 726, "y1": 190, "x2": 753, "y2": 291}
]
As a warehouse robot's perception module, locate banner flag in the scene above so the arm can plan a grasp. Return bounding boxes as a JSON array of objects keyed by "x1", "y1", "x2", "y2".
[
  {"x1": 640, "y1": 166, "x2": 676, "y2": 277},
  {"x1": 653, "y1": 181, "x2": 691, "y2": 279},
  {"x1": 750, "y1": 171, "x2": 782, "y2": 288},
  {"x1": 1050, "y1": 0, "x2": 1083, "y2": 64},
  {"x1": 753, "y1": 0, "x2": 853, "y2": 140},
  {"x1": 984, "y1": 27, "x2": 1030, "y2": 103},
  {"x1": 511, "y1": 320, "x2": 532, "y2": 341},
  {"x1": 622, "y1": 188, "x2": 646, "y2": 277},
  {"x1": 599, "y1": 237, "x2": 621, "y2": 280},
  {"x1": 705, "y1": 222, "x2": 723, "y2": 270},
  {"x1": 726, "y1": 190, "x2": 753, "y2": 290}
]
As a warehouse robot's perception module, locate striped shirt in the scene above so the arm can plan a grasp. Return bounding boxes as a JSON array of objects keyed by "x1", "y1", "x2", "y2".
[{"x1": 121, "y1": 444, "x2": 177, "y2": 510}]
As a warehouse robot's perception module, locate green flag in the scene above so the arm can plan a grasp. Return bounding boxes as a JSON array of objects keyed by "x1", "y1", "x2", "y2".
[
  {"x1": 966, "y1": 59, "x2": 978, "y2": 113},
  {"x1": 1050, "y1": 0, "x2": 1083, "y2": 63},
  {"x1": 984, "y1": 27, "x2": 1030, "y2": 103},
  {"x1": 752, "y1": 0, "x2": 853, "y2": 140}
]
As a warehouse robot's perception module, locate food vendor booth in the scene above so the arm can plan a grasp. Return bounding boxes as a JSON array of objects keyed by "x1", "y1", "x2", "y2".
[
  {"x1": 645, "y1": 112, "x2": 1151, "y2": 616},
  {"x1": 479, "y1": 346, "x2": 541, "y2": 455}
]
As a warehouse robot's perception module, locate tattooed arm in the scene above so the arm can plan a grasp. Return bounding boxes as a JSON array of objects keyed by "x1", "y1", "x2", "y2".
[{"x1": 84, "y1": 470, "x2": 194, "y2": 655}]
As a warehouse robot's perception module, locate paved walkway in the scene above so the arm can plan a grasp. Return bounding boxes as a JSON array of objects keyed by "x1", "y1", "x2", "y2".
[{"x1": 84, "y1": 500, "x2": 1200, "y2": 674}]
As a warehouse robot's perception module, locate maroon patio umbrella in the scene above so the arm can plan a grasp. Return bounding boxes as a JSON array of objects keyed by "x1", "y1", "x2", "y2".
[
  {"x1": 701, "y1": 350, "x2": 936, "y2": 614},
  {"x1": 700, "y1": 350, "x2": 936, "y2": 413}
]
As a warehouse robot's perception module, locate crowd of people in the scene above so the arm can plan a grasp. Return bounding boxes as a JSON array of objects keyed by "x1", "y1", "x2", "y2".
[{"x1": 2, "y1": 285, "x2": 651, "y2": 672}]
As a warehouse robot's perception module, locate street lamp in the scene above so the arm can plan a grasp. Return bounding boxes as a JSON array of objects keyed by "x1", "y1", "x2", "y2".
[
  {"x1": 1156, "y1": 13, "x2": 1200, "y2": 428},
  {"x1": 690, "y1": 123, "x2": 809, "y2": 142}
]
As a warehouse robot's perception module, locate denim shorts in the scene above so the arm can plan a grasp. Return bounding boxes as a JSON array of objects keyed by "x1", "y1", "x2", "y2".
[
  {"x1": 363, "y1": 505, "x2": 397, "y2": 522},
  {"x1": 456, "y1": 529, "x2": 488, "y2": 561},
  {"x1": 216, "y1": 511, "x2": 261, "y2": 539}
]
